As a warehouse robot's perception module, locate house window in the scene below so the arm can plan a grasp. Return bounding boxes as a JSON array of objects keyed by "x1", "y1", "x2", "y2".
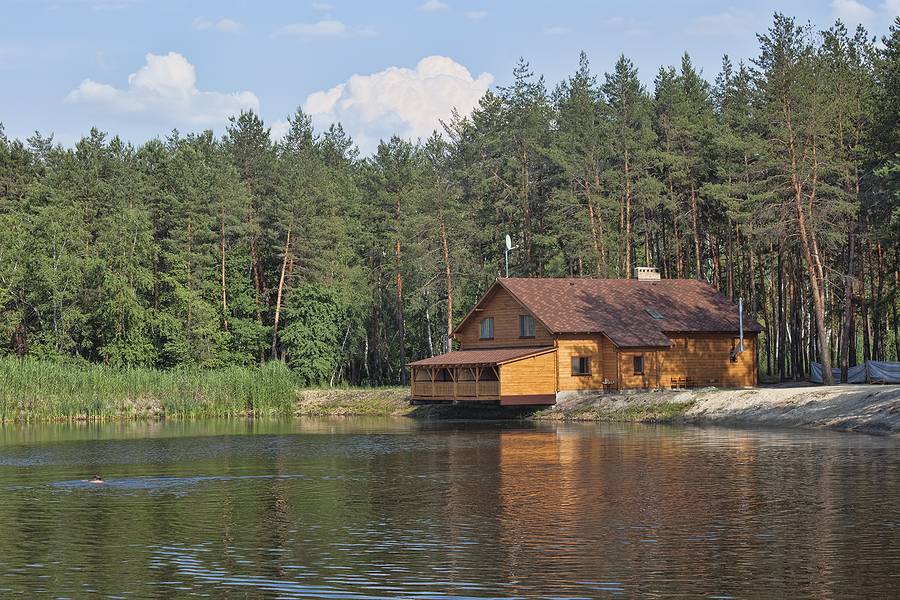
[
  {"x1": 571, "y1": 356, "x2": 591, "y2": 376},
  {"x1": 479, "y1": 317, "x2": 494, "y2": 340},
  {"x1": 519, "y1": 315, "x2": 535, "y2": 338},
  {"x1": 633, "y1": 354, "x2": 644, "y2": 375}
]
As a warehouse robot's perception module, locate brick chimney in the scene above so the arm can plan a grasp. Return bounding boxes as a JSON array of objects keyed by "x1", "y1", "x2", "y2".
[{"x1": 634, "y1": 267, "x2": 661, "y2": 281}]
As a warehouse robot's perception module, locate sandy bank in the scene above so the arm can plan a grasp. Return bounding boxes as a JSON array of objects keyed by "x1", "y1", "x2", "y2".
[
  {"x1": 293, "y1": 384, "x2": 900, "y2": 436},
  {"x1": 548, "y1": 383, "x2": 900, "y2": 435}
]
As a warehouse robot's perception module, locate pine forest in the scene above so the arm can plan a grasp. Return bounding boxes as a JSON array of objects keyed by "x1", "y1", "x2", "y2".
[{"x1": 2, "y1": 15, "x2": 900, "y2": 388}]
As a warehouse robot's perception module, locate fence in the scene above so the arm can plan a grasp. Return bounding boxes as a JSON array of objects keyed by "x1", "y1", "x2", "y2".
[{"x1": 810, "y1": 361, "x2": 900, "y2": 384}]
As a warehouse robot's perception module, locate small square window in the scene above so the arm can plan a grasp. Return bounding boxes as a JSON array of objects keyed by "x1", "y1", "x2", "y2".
[
  {"x1": 633, "y1": 354, "x2": 644, "y2": 375},
  {"x1": 519, "y1": 315, "x2": 535, "y2": 338},
  {"x1": 571, "y1": 356, "x2": 591, "y2": 376},
  {"x1": 479, "y1": 317, "x2": 494, "y2": 340}
]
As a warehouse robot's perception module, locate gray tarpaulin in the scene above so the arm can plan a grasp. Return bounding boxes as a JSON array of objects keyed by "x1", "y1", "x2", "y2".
[
  {"x1": 867, "y1": 361, "x2": 900, "y2": 383},
  {"x1": 810, "y1": 361, "x2": 900, "y2": 384}
]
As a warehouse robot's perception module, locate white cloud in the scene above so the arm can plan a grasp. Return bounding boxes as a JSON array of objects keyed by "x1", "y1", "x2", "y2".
[
  {"x1": 274, "y1": 19, "x2": 352, "y2": 38},
  {"x1": 419, "y1": 0, "x2": 448, "y2": 10},
  {"x1": 95, "y1": 51, "x2": 111, "y2": 71},
  {"x1": 270, "y1": 119, "x2": 290, "y2": 142},
  {"x1": 65, "y1": 52, "x2": 259, "y2": 126},
  {"x1": 831, "y1": 0, "x2": 877, "y2": 22},
  {"x1": 601, "y1": 16, "x2": 649, "y2": 35},
  {"x1": 544, "y1": 26, "x2": 569, "y2": 35},
  {"x1": 686, "y1": 7, "x2": 754, "y2": 37},
  {"x1": 884, "y1": 0, "x2": 900, "y2": 16},
  {"x1": 831, "y1": 0, "x2": 878, "y2": 26},
  {"x1": 303, "y1": 56, "x2": 493, "y2": 154},
  {"x1": 214, "y1": 18, "x2": 244, "y2": 33},
  {"x1": 194, "y1": 16, "x2": 244, "y2": 33},
  {"x1": 312, "y1": 2, "x2": 335, "y2": 9},
  {"x1": 467, "y1": 11, "x2": 488, "y2": 19}
]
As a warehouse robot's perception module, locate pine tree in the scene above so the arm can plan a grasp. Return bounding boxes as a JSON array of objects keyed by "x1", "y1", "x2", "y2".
[
  {"x1": 753, "y1": 14, "x2": 855, "y2": 384},
  {"x1": 602, "y1": 55, "x2": 658, "y2": 277},
  {"x1": 550, "y1": 52, "x2": 611, "y2": 277}
]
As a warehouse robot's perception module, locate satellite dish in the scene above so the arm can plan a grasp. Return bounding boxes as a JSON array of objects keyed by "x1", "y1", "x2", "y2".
[{"x1": 506, "y1": 234, "x2": 512, "y2": 250}]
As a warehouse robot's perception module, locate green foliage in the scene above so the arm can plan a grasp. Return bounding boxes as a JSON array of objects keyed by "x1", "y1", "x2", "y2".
[
  {"x1": 3, "y1": 15, "x2": 900, "y2": 384},
  {"x1": 280, "y1": 282, "x2": 349, "y2": 386},
  {"x1": 0, "y1": 356, "x2": 297, "y2": 422}
]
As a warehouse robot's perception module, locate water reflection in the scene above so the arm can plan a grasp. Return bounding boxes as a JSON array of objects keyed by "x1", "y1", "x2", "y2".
[{"x1": 1, "y1": 418, "x2": 899, "y2": 598}]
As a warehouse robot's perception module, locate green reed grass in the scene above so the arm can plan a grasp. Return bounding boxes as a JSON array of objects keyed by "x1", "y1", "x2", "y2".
[{"x1": 0, "y1": 357, "x2": 299, "y2": 422}]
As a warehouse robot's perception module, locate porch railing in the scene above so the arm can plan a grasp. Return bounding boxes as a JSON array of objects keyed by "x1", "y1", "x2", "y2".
[{"x1": 412, "y1": 379, "x2": 500, "y2": 399}]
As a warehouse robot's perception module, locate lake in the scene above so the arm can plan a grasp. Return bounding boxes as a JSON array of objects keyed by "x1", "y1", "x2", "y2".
[{"x1": 1, "y1": 417, "x2": 899, "y2": 599}]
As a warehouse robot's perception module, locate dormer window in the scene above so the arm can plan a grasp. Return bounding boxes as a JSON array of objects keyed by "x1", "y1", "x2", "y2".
[
  {"x1": 479, "y1": 317, "x2": 494, "y2": 340},
  {"x1": 519, "y1": 315, "x2": 535, "y2": 338}
]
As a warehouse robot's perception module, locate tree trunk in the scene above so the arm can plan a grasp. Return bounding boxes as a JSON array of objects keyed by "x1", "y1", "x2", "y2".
[
  {"x1": 840, "y1": 220, "x2": 856, "y2": 382},
  {"x1": 220, "y1": 190, "x2": 228, "y2": 331},
  {"x1": 439, "y1": 202, "x2": 453, "y2": 355},
  {"x1": 796, "y1": 199, "x2": 835, "y2": 384},
  {"x1": 271, "y1": 221, "x2": 292, "y2": 361}
]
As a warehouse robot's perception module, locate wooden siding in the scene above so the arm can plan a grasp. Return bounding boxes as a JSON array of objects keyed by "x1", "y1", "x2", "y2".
[
  {"x1": 601, "y1": 337, "x2": 618, "y2": 389},
  {"x1": 455, "y1": 287, "x2": 553, "y2": 349},
  {"x1": 657, "y1": 333, "x2": 758, "y2": 388},
  {"x1": 552, "y1": 332, "x2": 759, "y2": 392},
  {"x1": 501, "y1": 351, "x2": 557, "y2": 397},
  {"x1": 556, "y1": 334, "x2": 609, "y2": 391},
  {"x1": 617, "y1": 349, "x2": 661, "y2": 390}
]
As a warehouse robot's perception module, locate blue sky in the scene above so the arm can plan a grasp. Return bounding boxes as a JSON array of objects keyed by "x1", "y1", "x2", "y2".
[{"x1": 2, "y1": 0, "x2": 899, "y2": 157}]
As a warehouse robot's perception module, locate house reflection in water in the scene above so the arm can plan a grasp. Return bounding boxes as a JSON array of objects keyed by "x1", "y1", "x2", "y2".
[{"x1": 439, "y1": 426, "x2": 770, "y2": 589}]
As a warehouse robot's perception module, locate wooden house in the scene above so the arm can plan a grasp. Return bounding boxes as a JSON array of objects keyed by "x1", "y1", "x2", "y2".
[{"x1": 408, "y1": 272, "x2": 764, "y2": 406}]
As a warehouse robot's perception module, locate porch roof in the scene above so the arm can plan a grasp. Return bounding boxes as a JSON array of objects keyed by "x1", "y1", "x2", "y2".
[{"x1": 407, "y1": 346, "x2": 556, "y2": 368}]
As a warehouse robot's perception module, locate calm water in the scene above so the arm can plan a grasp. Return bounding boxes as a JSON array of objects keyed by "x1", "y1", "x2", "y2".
[{"x1": 1, "y1": 417, "x2": 899, "y2": 599}]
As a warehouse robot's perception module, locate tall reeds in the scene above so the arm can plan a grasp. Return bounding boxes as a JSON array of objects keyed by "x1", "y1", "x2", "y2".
[{"x1": 0, "y1": 357, "x2": 299, "y2": 422}]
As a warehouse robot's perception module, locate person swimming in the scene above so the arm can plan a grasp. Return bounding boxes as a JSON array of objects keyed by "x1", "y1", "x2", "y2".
[{"x1": 82, "y1": 475, "x2": 103, "y2": 483}]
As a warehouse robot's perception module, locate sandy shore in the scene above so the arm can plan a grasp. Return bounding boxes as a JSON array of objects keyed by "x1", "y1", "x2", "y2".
[
  {"x1": 294, "y1": 383, "x2": 900, "y2": 436},
  {"x1": 549, "y1": 382, "x2": 900, "y2": 435}
]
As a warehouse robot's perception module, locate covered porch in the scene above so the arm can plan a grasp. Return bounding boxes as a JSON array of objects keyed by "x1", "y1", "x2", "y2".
[{"x1": 408, "y1": 347, "x2": 557, "y2": 406}]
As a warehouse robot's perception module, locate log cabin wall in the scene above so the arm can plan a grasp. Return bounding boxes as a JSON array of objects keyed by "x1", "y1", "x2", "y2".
[
  {"x1": 657, "y1": 333, "x2": 758, "y2": 388},
  {"x1": 501, "y1": 351, "x2": 557, "y2": 401},
  {"x1": 616, "y1": 348, "x2": 660, "y2": 390},
  {"x1": 602, "y1": 336, "x2": 618, "y2": 388},
  {"x1": 455, "y1": 288, "x2": 554, "y2": 349},
  {"x1": 556, "y1": 334, "x2": 608, "y2": 391},
  {"x1": 611, "y1": 333, "x2": 758, "y2": 391}
]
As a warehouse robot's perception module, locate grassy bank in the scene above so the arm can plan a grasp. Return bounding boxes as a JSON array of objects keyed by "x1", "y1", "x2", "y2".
[
  {"x1": 532, "y1": 399, "x2": 696, "y2": 422},
  {"x1": 0, "y1": 357, "x2": 301, "y2": 422}
]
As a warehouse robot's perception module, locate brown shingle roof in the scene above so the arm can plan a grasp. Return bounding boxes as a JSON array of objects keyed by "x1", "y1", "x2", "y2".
[
  {"x1": 407, "y1": 346, "x2": 556, "y2": 367},
  {"x1": 493, "y1": 278, "x2": 763, "y2": 348}
]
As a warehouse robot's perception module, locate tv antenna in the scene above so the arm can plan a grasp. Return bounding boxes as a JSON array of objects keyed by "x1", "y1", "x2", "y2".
[{"x1": 505, "y1": 235, "x2": 519, "y2": 278}]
